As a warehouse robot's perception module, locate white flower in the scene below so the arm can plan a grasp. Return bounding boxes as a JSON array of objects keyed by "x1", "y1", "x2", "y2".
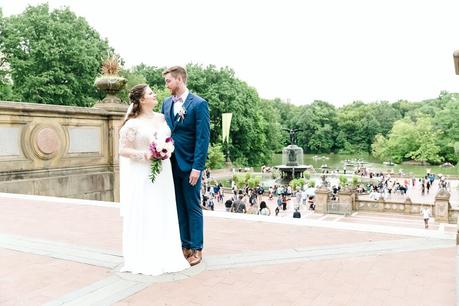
[
  {"x1": 154, "y1": 138, "x2": 175, "y2": 159},
  {"x1": 164, "y1": 142, "x2": 175, "y2": 154}
]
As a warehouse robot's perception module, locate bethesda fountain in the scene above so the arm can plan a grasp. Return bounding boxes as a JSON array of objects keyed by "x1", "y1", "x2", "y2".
[{"x1": 274, "y1": 128, "x2": 313, "y2": 183}]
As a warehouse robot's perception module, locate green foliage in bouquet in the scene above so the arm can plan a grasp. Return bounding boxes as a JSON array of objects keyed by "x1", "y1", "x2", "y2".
[{"x1": 149, "y1": 159, "x2": 162, "y2": 183}]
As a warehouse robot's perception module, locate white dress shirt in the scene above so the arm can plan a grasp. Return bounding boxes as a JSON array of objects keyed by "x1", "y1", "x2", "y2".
[{"x1": 173, "y1": 89, "x2": 189, "y2": 116}]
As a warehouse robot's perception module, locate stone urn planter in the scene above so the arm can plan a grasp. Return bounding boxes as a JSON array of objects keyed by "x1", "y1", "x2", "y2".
[
  {"x1": 94, "y1": 75, "x2": 127, "y2": 106},
  {"x1": 95, "y1": 76, "x2": 127, "y2": 96},
  {"x1": 93, "y1": 55, "x2": 128, "y2": 111}
]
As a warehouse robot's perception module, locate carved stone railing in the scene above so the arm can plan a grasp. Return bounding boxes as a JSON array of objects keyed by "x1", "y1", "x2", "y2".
[
  {"x1": 313, "y1": 186, "x2": 458, "y2": 223},
  {"x1": 0, "y1": 101, "x2": 127, "y2": 201}
]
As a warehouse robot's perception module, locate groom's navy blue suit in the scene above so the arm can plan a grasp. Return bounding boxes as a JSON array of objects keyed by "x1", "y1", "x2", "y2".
[{"x1": 162, "y1": 92, "x2": 210, "y2": 250}]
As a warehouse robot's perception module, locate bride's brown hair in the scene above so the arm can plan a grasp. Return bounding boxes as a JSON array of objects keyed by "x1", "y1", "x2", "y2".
[{"x1": 121, "y1": 84, "x2": 148, "y2": 128}]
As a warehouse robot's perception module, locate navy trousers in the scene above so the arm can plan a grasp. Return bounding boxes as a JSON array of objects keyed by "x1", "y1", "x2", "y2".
[{"x1": 171, "y1": 156, "x2": 203, "y2": 250}]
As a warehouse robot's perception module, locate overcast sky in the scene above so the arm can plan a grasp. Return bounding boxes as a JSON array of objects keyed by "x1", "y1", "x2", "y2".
[{"x1": 1, "y1": 0, "x2": 459, "y2": 105}]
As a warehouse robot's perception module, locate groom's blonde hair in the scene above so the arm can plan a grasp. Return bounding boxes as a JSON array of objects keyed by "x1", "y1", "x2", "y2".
[{"x1": 162, "y1": 66, "x2": 187, "y2": 84}]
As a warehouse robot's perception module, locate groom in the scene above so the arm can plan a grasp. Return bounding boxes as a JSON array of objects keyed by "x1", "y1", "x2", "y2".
[{"x1": 161, "y1": 66, "x2": 210, "y2": 266}]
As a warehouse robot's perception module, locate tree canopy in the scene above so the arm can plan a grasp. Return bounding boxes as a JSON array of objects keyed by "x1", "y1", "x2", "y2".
[
  {"x1": 0, "y1": 4, "x2": 457, "y2": 167},
  {"x1": 371, "y1": 92, "x2": 459, "y2": 165},
  {"x1": 0, "y1": 4, "x2": 111, "y2": 106}
]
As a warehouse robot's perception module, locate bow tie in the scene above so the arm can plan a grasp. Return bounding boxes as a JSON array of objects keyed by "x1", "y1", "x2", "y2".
[{"x1": 172, "y1": 96, "x2": 183, "y2": 103}]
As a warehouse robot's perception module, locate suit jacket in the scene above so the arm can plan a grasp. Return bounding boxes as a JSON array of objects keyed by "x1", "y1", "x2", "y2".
[{"x1": 161, "y1": 92, "x2": 210, "y2": 172}]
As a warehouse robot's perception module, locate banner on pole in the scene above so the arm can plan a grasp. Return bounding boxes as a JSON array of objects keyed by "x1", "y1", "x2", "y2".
[{"x1": 222, "y1": 113, "x2": 232, "y2": 143}]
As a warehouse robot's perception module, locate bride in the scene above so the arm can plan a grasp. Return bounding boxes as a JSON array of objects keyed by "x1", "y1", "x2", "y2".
[{"x1": 118, "y1": 84, "x2": 190, "y2": 275}]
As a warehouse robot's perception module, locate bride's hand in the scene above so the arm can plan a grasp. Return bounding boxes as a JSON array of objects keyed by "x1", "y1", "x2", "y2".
[{"x1": 145, "y1": 151, "x2": 153, "y2": 160}]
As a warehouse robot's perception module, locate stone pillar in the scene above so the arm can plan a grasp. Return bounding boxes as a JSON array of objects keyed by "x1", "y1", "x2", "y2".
[
  {"x1": 434, "y1": 189, "x2": 451, "y2": 223},
  {"x1": 404, "y1": 197, "x2": 412, "y2": 214},
  {"x1": 338, "y1": 190, "x2": 353, "y2": 215},
  {"x1": 315, "y1": 187, "x2": 330, "y2": 214},
  {"x1": 93, "y1": 103, "x2": 127, "y2": 202},
  {"x1": 351, "y1": 192, "x2": 357, "y2": 211},
  {"x1": 376, "y1": 197, "x2": 385, "y2": 212}
]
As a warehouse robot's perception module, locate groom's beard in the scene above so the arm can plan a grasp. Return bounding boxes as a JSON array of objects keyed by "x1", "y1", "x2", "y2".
[{"x1": 170, "y1": 84, "x2": 184, "y2": 97}]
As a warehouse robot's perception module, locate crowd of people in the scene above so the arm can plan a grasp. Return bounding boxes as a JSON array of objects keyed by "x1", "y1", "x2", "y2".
[
  {"x1": 200, "y1": 166, "x2": 454, "y2": 228},
  {"x1": 200, "y1": 170, "x2": 316, "y2": 219},
  {"x1": 359, "y1": 172, "x2": 452, "y2": 201}
]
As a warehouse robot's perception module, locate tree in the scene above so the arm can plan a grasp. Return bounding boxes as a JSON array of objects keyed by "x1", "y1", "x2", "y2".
[
  {"x1": 270, "y1": 98, "x2": 297, "y2": 147},
  {"x1": 117, "y1": 68, "x2": 147, "y2": 103},
  {"x1": 336, "y1": 101, "x2": 402, "y2": 153},
  {"x1": 289, "y1": 178, "x2": 306, "y2": 190},
  {"x1": 206, "y1": 144, "x2": 225, "y2": 169},
  {"x1": 0, "y1": 4, "x2": 112, "y2": 106},
  {"x1": 0, "y1": 10, "x2": 14, "y2": 100},
  {"x1": 338, "y1": 175, "x2": 348, "y2": 187},
  {"x1": 372, "y1": 117, "x2": 443, "y2": 164},
  {"x1": 399, "y1": 91, "x2": 459, "y2": 163},
  {"x1": 259, "y1": 99, "x2": 283, "y2": 153},
  {"x1": 293, "y1": 100, "x2": 338, "y2": 153},
  {"x1": 372, "y1": 119, "x2": 419, "y2": 163},
  {"x1": 372, "y1": 134, "x2": 390, "y2": 161},
  {"x1": 432, "y1": 93, "x2": 459, "y2": 163},
  {"x1": 130, "y1": 64, "x2": 164, "y2": 89},
  {"x1": 186, "y1": 64, "x2": 276, "y2": 166},
  {"x1": 232, "y1": 173, "x2": 260, "y2": 189},
  {"x1": 0, "y1": 50, "x2": 14, "y2": 100},
  {"x1": 405, "y1": 117, "x2": 442, "y2": 164}
]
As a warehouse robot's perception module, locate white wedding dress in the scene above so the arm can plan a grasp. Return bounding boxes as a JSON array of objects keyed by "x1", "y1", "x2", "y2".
[{"x1": 119, "y1": 116, "x2": 189, "y2": 275}]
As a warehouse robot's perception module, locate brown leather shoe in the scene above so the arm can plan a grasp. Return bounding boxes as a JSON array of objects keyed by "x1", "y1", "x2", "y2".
[
  {"x1": 187, "y1": 250, "x2": 202, "y2": 266},
  {"x1": 182, "y1": 248, "x2": 193, "y2": 259}
]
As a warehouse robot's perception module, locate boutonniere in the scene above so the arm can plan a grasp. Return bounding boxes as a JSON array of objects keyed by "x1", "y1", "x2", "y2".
[{"x1": 177, "y1": 106, "x2": 186, "y2": 122}]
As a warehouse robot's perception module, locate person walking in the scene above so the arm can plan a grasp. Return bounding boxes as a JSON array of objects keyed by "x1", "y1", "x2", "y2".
[
  {"x1": 420, "y1": 207, "x2": 432, "y2": 229},
  {"x1": 293, "y1": 207, "x2": 301, "y2": 218}
]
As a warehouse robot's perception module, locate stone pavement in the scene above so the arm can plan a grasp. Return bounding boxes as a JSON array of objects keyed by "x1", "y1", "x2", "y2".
[{"x1": 0, "y1": 192, "x2": 456, "y2": 306}]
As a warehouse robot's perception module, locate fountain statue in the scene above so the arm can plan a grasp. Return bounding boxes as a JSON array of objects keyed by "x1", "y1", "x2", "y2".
[
  {"x1": 283, "y1": 128, "x2": 303, "y2": 147},
  {"x1": 274, "y1": 128, "x2": 313, "y2": 183}
]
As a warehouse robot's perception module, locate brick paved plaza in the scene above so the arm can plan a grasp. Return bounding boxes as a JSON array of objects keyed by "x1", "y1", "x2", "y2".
[{"x1": 0, "y1": 192, "x2": 456, "y2": 305}]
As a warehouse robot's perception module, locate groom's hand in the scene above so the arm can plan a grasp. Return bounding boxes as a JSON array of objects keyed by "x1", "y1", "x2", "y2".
[{"x1": 189, "y1": 169, "x2": 201, "y2": 186}]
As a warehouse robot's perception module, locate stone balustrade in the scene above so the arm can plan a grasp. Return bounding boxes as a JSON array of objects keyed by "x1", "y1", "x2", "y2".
[
  {"x1": 314, "y1": 187, "x2": 458, "y2": 224},
  {"x1": 0, "y1": 101, "x2": 127, "y2": 201}
]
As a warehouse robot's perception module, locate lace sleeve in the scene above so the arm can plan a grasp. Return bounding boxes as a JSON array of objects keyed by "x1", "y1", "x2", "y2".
[{"x1": 119, "y1": 125, "x2": 149, "y2": 161}]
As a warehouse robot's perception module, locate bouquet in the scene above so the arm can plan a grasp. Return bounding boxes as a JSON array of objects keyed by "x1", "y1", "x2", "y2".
[{"x1": 148, "y1": 136, "x2": 174, "y2": 183}]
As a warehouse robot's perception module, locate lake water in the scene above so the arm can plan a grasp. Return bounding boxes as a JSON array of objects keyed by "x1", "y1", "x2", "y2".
[{"x1": 269, "y1": 153, "x2": 458, "y2": 177}]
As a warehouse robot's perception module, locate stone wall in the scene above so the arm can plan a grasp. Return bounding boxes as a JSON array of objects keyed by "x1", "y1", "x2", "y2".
[
  {"x1": 355, "y1": 190, "x2": 458, "y2": 223},
  {"x1": 0, "y1": 101, "x2": 126, "y2": 201},
  {"x1": 313, "y1": 188, "x2": 457, "y2": 223},
  {"x1": 355, "y1": 196, "x2": 432, "y2": 215},
  {"x1": 449, "y1": 208, "x2": 459, "y2": 224}
]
